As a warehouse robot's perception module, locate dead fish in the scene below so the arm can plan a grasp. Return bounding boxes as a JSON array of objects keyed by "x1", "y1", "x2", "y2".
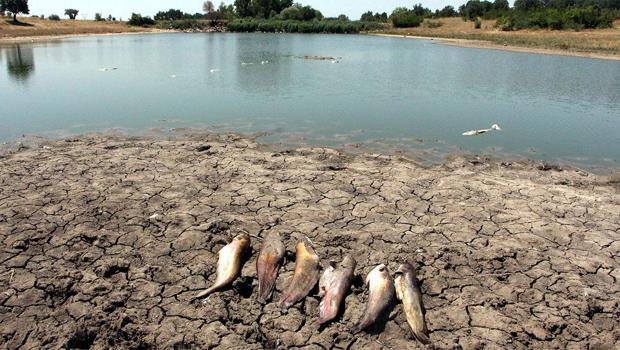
[
  {"x1": 256, "y1": 231, "x2": 285, "y2": 303},
  {"x1": 192, "y1": 233, "x2": 250, "y2": 300},
  {"x1": 318, "y1": 255, "x2": 356, "y2": 324},
  {"x1": 353, "y1": 264, "x2": 394, "y2": 333},
  {"x1": 278, "y1": 236, "x2": 320, "y2": 310},
  {"x1": 395, "y1": 263, "x2": 430, "y2": 344}
]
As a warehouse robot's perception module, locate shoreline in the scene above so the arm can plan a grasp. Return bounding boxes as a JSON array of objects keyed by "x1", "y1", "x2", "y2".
[
  {"x1": 0, "y1": 29, "x2": 171, "y2": 45},
  {"x1": 373, "y1": 33, "x2": 620, "y2": 61},
  {"x1": 1, "y1": 28, "x2": 618, "y2": 61},
  {"x1": 1, "y1": 129, "x2": 617, "y2": 176},
  {"x1": 1, "y1": 133, "x2": 618, "y2": 348}
]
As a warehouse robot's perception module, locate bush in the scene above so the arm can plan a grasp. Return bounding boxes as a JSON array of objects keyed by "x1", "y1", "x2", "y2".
[
  {"x1": 157, "y1": 19, "x2": 214, "y2": 30},
  {"x1": 48, "y1": 14, "x2": 60, "y2": 21},
  {"x1": 391, "y1": 12, "x2": 423, "y2": 27},
  {"x1": 128, "y1": 13, "x2": 155, "y2": 26},
  {"x1": 94, "y1": 13, "x2": 103, "y2": 21},
  {"x1": 227, "y1": 19, "x2": 385, "y2": 34},
  {"x1": 475, "y1": 17, "x2": 482, "y2": 28},
  {"x1": 496, "y1": 7, "x2": 613, "y2": 30}
]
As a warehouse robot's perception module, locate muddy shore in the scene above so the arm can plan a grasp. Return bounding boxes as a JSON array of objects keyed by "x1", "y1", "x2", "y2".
[
  {"x1": 373, "y1": 34, "x2": 620, "y2": 62},
  {"x1": 0, "y1": 133, "x2": 618, "y2": 349}
]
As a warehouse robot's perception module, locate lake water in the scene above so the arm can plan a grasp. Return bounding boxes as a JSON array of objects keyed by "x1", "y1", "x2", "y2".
[{"x1": 1, "y1": 33, "x2": 619, "y2": 169}]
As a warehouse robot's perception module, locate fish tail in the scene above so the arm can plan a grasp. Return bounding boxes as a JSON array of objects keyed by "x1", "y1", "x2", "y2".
[
  {"x1": 352, "y1": 316, "x2": 371, "y2": 334},
  {"x1": 414, "y1": 331, "x2": 431, "y2": 345},
  {"x1": 191, "y1": 284, "x2": 220, "y2": 301}
]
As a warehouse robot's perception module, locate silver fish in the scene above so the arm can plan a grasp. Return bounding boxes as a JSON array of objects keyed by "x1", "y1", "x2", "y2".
[
  {"x1": 318, "y1": 255, "x2": 356, "y2": 324},
  {"x1": 395, "y1": 263, "x2": 430, "y2": 344},
  {"x1": 354, "y1": 264, "x2": 395, "y2": 333}
]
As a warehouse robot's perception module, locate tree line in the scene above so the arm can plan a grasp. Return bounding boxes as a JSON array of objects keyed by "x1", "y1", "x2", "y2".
[{"x1": 2, "y1": 0, "x2": 618, "y2": 31}]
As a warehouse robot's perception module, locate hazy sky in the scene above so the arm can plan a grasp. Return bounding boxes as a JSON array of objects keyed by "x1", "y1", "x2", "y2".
[{"x1": 27, "y1": 0, "x2": 469, "y2": 20}]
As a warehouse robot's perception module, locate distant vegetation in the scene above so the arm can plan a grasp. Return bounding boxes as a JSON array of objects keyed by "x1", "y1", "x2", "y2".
[
  {"x1": 64, "y1": 8, "x2": 78, "y2": 20},
  {"x1": 2, "y1": 0, "x2": 618, "y2": 34},
  {"x1": 227, "y1": 19, "x2": 384, "y2": 33},
  {"x1": 128, "y1": 13, "x2": 155, "y2": 26}
]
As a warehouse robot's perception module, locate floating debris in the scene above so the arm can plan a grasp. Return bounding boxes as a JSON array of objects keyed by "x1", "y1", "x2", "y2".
[
  {"x1": 209, "y1": 69, "x2": 220, "y2": 73},
  {"x1": 98, "y1": 67, "x2": 118, "y2": 72},
  {"x1": 462, "y1": 124, "x2": 501, "y2": 136},
  {"x1": 299, "y1": 55, "x2": 341, "y2": 61},
  {"x1": 169, "y1": 74, "x2": 177, "y2": 78}
]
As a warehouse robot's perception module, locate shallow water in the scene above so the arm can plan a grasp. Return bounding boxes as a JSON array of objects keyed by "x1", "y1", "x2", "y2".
[{"x1": 1, "y1": 33, "x2": 619, "y2": 168}]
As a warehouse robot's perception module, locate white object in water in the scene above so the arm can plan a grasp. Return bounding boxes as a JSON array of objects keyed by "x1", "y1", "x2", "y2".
[
  {"x1": 209, "y1": 69, "x2": 220, "y2": 73},
  {"x1": 261, "y1": 60, "x2": 269, "y2": 65},
  {"x1": 462, "y1": 124, "x2": 502, "y2": 136},
  {"x1": 169, "y1": 74, "x2": 177, "y2": 78},
  {"x1": 98, "y1": 67, "x2": 118, "y2": 72}
]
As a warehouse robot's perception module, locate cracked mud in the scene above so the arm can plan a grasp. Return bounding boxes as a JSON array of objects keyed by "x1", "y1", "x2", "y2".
[{"x1": 1, "y1": 134, "x2": 619, "y2": 349}]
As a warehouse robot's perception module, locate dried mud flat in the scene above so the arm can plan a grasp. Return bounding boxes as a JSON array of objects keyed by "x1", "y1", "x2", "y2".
[{"x1": 0, "y1": 133, "x2": 619, "y2": 350}]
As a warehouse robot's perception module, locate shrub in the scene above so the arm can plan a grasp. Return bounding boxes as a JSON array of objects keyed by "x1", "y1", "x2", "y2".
[
  {"x1": 48, "y1": 14, "x2": 60, "y2": 21},
  {"x1": 391, "y1": 12, "x2": 423, "y2": 28},
  {"x1": 94, "y1": 13, "x2": 103, "y2": 21},
  {"x1": 156, "y1": 19, "x2": 214, "y2": 30},
  {"x1": 496, "y1": 7, "x2": 613, "y2": 31},
  {"x1": 227, "y1": 19, "x2": 385, "y2": 34},
  {"x1": 128, "y1": 13, "x2": 155, "y2": 26},
  {"x1": 475, "y1": 17, "x2": 482, "y2": 28}
]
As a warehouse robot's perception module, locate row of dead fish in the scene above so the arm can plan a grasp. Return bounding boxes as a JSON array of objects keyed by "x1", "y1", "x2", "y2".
[{"x1": 191, "y1": 232, "x2": 430, "y2": 343}]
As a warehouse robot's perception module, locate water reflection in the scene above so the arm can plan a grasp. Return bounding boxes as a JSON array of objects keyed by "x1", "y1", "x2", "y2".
[{"x1": 6, "y1": 45, "x2": 35, "y2": 82}]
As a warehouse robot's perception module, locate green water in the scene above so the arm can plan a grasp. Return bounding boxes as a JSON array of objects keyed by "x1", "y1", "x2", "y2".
[{"x1": 1, "y1": 33, "x2": 619, "y2": 168}]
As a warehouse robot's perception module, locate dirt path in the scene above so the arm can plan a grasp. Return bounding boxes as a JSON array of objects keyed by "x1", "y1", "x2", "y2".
[{"x1": 0, "y1": 134, "x2": 618, "y2": 349}]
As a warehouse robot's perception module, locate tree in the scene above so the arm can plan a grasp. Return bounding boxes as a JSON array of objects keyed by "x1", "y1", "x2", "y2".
[
  {"x1": 493, "y1": 0, "x2": 510, "y2": 10},
  {"x1": 234, "y1": 0, "x2": 253, "y2": 17},
  {"x1": 513, "y1": 0, "x2": 543, "y2": 10},
  {"x1": 203, "y1": 0, "x2": 215, "y2": 17},
  {"x1": 154, "y1": 9, "x2": 184, "y2": 21},
  {"x1": 437, "y1": 5, "x2": 458, "y2": 17},
  {"x1": 94, "y1": 13, "x2": 103, "y2": 21},
  {"x1": 65, "y1": 9, "x2": 78, "y2": 20},
  {"x1": 337, "y1": 14, "x2": 349, "y2": 21},
  {"x1": 0, "y1": 0, "x2": 30, "y2": 22}
]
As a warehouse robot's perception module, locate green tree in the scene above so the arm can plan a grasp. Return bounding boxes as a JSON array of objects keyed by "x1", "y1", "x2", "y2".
[
  {"x1": 337, "y1": 14, "x2": 349, "y2": 21},
  {"x1": 438, "y1": 5, "x2": 458, "y2": 17},
  {"x1": 493, "y1": 0, "x2": 510, "y2": 10},
  {"x1": 234, "y1": 0, "x2": 253, "y2": 17},
  {"x1": 0, "y1": 0, "x2": 30, "y2": 22},
  {"x1": 513, "y1": 0, "x2": 543, "y2": 11},
  {"x1": 203, "y1": 0, "x2": 215, "y2": 18},
  {"x1": 64, "y1": 9, "x2": 78, "y2": 20},
  {"x1": 94, "y1": 13, "x2": 103, "y2": 21}
]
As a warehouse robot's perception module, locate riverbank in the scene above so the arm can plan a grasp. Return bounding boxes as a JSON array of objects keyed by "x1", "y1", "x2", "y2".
[
  {"x1": 378, "y1": 17, "x2": 620, "y2": 60},
  {"x1": 0, "y1": 17, "x2": 156, "y2": 43},
  {"x1": 2, "y1": 16, "x2": 620, "y2": 60},
  {"x1": 0, "y1": 133, "x2": 618, "y2": 349}
]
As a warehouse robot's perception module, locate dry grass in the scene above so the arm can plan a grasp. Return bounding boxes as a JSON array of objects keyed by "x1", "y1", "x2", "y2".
[
  {"x1": 381, "y1": 17, "x2": 620, "y2": 56},
  {"x1": 0, "y1": 16, "x2": 154, "y2": 39}
]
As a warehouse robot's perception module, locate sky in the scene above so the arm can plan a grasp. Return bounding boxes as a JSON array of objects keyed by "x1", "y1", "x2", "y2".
[{"x1": 27, "y1": 0, "x2": 468, "y2": 21}]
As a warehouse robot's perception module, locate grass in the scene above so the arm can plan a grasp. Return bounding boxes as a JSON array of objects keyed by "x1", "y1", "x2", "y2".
[
  {"x1": 380, "y1": 17, "x2": 620, "y2": 56},
  {"x1": 0, "y1": 16, "x2": 154, "y2": 39}
]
